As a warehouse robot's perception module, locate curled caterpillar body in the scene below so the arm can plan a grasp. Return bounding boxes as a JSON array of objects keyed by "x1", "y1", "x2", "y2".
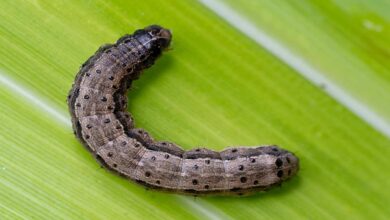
[{"x1": 67, "y1": 25, "x2": 299, "y2": 196}]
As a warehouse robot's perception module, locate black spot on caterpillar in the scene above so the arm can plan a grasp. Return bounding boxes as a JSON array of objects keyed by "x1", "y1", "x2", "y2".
[{"x1": 67, "y1": 25, "x2": 299, "y2": 196}]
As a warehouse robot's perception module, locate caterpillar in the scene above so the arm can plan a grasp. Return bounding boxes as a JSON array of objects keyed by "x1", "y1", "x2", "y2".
[{"x1": 67, "y1": 25, "x2": 299, "y2": 196}]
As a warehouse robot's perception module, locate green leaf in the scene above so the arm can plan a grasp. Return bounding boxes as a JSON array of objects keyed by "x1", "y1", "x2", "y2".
[{"x1": 1, "y1": 0, "x2": 389, "y2": 219}]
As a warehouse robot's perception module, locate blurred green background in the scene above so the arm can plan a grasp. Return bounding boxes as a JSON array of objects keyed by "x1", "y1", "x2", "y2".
[{"x1": 1, "y1": 0, "x2": 389, "y2": 219}]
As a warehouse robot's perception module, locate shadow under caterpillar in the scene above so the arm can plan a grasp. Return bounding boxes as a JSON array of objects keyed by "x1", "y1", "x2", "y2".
[{"x1": 67, "y1": 25, "x2": 299, "y2": 196}]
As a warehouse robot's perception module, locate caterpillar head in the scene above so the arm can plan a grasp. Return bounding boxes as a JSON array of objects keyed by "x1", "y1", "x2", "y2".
[
  {"x1": 134, "y1": 25, "x2": 172, "y2": 51},
  {"x1": 144, "y1": 25, "x2": 172, "y2": 50}
]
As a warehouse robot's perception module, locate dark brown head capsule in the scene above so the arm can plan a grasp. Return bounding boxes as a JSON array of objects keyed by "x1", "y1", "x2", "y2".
[{"x1": 116, "y1": 25, "x2": 172, "y2": 69}]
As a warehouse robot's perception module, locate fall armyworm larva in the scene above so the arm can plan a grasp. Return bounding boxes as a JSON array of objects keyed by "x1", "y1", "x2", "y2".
[{"x1": 67, "y1": 25, "x2": 299, "y2": 196}]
